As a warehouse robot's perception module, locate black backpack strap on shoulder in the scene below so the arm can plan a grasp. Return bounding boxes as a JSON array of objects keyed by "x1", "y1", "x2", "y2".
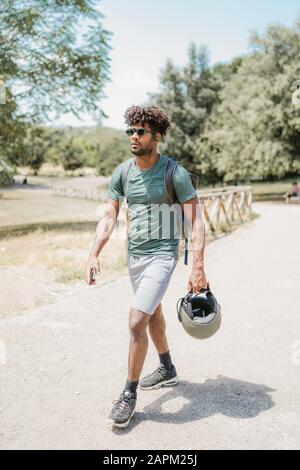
[
  {"x1": 120, "y1": 158, "x2": 134, "y2": 198},
  {"x1": 165, "y1": 156, "x2": 189, "y2": 266},
  {"x1": 165, "y1": 156, "x2": 179, "y2": 204},
  {"x1": 189, "y1": 171, "x2": 200, "y2": 191}
]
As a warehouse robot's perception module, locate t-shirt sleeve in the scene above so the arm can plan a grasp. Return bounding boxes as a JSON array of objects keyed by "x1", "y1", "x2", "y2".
[
  {"x1": 107, "y1": 164, "x2": 123, "y2": 201},
  {"x1": 173, "y1": 163, "x2": 197, "y2": 204}
]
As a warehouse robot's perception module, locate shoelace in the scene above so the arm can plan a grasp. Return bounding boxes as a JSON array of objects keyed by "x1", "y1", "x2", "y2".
[
  {"x1": 147, "y1": 365, "x2": 169, "y2": 381},
  {"x1": 157, "y1": 364, "x2": 170, "y2": 375},
  {"x1": 112, "y1": 392, "x2": 134, "y2": 412},
  {"x1": 156, "y1": 366, "x2": 165, "y2": 377}
]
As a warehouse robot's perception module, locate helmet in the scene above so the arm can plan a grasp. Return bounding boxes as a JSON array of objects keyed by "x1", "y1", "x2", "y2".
[{"x1": 176, "y1": 286, "x2": 221, "y2": 340}]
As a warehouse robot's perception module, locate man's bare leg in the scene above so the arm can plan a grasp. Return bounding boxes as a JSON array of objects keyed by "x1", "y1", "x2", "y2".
[
  {"x1": 127, "y1": 307, "x2": 151, "y2": 381},
  {"x1": 148, "y1": 303, "x2": 169, "y2": 354},
  {"x1": 110, "y1": 308, "x2": 150, "y2": 428},
  {"x1": 139, "y1": 303, "x2": 178, "y2": 390}
]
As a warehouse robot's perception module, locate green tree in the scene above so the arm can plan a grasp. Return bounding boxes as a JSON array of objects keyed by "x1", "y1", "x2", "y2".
[
  {"x1": 59, "y1": 136, "x2": 85, "y2": 171},
  {"x1": 0, "y1": 88, "x2": 26, "y2": 165},
  {"x1": 97, "y1": 137, "x2": 129, "y2": 176},
  {"x1": 41, "y1": 127, "x2": 67, "y2": 166},
  {"x1": 152, "y1": 44, "x2": 232, "y2": 172},
  {"x1": 0, "y1": 156, "x2": 14, "y2": 185},
  {"x1": 0, "y1": 0, "x2": 111, "y2": 165},
  {"x1": 22, "y1": 126, "x2": 48, "y2": 173},
  {"x1": 196, "y1": 19, "x2": 300, "y2": 182}
]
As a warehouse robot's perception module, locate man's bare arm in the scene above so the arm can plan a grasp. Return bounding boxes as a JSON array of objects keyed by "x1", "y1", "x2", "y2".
[
  {"x1": 86, "y1": 198, "x2": 120, "y2": 284},
  {"x1": 181, "y1": 196, "x2": 207, "y2": 292}
]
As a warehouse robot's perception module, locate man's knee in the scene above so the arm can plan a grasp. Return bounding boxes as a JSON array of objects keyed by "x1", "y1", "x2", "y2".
[
  {"x1": 151, "y1": 303, "x2": 162, "y2": 320},
  {"x1": 149, "y1": 305, "x2": 166, "y2": 335},
  {"x1": 129, "y1": 308, "x2": 150, "y2": 339}
]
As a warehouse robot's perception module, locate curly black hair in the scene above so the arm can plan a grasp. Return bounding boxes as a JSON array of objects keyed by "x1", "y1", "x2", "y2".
[{"x1": 123, "y1": 105, "x2": 171, "y2": 137}]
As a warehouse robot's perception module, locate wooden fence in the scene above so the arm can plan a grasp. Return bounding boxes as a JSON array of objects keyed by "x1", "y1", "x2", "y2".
[
  {"x1": 52, "y1": 182, "x2": 253, "y2": 235},
  {"x1": 197, "y1": 185, "x2": 253, "y2": 234},
  {"x1": 52, "y1": 185, "x2": 108, "y2": 202}
]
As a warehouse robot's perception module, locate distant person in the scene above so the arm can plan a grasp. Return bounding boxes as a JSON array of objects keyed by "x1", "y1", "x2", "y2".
[
  {"x1": 85, "y1": 105, "x2": 207, "y2": 428},
  {"x1": 285, "y1": 182, "x2": 300, "y2": 202}
]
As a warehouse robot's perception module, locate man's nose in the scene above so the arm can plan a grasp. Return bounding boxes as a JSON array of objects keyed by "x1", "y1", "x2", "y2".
[{"x1": 131, "y1": 131, "x2": 140, "y2": 140}]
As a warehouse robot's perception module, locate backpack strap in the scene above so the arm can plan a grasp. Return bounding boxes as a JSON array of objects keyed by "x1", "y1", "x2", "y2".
[
  {"x1": 120, "y1": 158, "x2": 134, "y2": 199},
  {"x1": 189, "y1": 172, "x2": 200, "y2": 192},
  {"x1": 165, "y1": 157, "x2": 179, "y2": 204},
  {"x1": 164, "y1": 157, "x2": 190, "y2": 265}
]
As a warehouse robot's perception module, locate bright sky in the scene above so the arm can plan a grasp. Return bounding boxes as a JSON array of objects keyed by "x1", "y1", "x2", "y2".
[{"x1": 54, "y1": 0, "x2": 300, "y2": 129}]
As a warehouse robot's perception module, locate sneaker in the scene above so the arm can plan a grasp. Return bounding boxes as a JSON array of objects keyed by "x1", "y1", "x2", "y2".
[
  {"x1": 109, "y1": 390, "x2": 137, "y2": 428},
  {"x1": 140, "y1": 364, "x2": 178, "y2": 390}
]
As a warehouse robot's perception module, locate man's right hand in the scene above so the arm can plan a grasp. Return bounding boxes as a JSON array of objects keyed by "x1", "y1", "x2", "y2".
[{"x1": 85, "y1": 256, "x2": 100, "y2": 285}]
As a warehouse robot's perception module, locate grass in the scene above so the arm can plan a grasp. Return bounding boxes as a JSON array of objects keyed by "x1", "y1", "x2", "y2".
[
  {"x1": 0, "y1": 185, "x2": 101, "y2": 228},
  {"x1": 200, "y1": 177, "x2": 298, "y2": 202},
  {"x1": 0, "y1": 225, "x2": 128, "y2": 283},
  {"x1": 251, "y1": 178, "x2": 299, "y2": 201},
  {"x1": 0, "y1": 181, "x2": 128, "y2": 283},
  {"x1": 0, "y1": 181, "x2": 128, "y2": 315}
]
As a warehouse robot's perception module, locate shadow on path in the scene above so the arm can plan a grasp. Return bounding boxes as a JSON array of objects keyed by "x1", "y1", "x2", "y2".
[{"x1": 113, "y1": 375, "x2": 275, "y2": 434}]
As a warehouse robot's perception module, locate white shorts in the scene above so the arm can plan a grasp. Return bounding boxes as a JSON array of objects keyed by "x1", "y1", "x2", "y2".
[{"x1": 128, "y1": 254, "x2": 178, "y2": 315}]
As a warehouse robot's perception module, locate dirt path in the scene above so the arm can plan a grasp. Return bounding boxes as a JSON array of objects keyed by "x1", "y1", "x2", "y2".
[{"x1": 0, "y1": 202, "x2": 300, "y2": 450}]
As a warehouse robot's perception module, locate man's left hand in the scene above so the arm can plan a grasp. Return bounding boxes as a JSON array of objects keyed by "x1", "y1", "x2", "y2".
[{"x1": 188, "y1": 267, "x2": 207, "y2": 293}]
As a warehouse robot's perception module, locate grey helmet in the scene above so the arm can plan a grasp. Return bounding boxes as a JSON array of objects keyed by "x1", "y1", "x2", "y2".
[{"x1": 177, "y1": 286, "x2": 221, "y2": 340}]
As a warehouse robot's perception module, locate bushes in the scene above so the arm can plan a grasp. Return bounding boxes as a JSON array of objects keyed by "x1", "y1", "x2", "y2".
[{"x1": 0, "y1": 156, "x2": 14, "y2": 186}]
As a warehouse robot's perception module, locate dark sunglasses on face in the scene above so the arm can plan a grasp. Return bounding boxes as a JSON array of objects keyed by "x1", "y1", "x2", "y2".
[{"x1": 125, "y1": 127, "x2": 153, "y2": 137}]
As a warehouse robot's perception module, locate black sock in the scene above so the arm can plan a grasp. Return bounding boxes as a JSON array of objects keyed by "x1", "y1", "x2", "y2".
[
  {"x1": 159, "y1": 351, "x2": 173, "y2": 371},
  {"x1": 124, "y1": 379, "x2": 139, "y2": 396}
]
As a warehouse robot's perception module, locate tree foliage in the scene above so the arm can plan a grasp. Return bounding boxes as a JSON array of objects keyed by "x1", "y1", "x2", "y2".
[
  {"x1": 97, "y1": 136, "x2": 129, "y2": 176},
  {"x1": 195, "y1": 20, "x2": 300, "y2": 182},
  {"x1": 151, "y1": 44, "x2": 239, "y2": 173},
  {"x1": 19, "y1": 125, "x2": 129, "y2": 174},
  {"x1": 1, "y1": 7, "x2": 300, "y2": 184},
  {"x1": 0, "y1": 0, "x2": 111, "y2": 167},
  {"x1": 151, "y1": 20, "x2": 300, "y2": 183}
]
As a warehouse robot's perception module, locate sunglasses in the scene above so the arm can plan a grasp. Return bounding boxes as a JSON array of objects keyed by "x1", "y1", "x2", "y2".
[{"x1": 125, "y1": 127, "x2": 153, "y2": 137}]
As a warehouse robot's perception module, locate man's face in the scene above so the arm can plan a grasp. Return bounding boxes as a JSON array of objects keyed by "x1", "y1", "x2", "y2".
[{"x1": 128, "y1": 121, "x2": 159, "y2": 156}]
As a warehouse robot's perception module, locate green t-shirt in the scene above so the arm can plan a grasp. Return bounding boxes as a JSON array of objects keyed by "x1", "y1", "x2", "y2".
[{"x1": 107, "y1": 155, "x2": 197, "y2": 258}]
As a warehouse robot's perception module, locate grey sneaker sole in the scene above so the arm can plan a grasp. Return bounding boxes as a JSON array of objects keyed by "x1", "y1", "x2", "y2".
[
  {"x1": 140, "y1": 375, "x2": 179, "y2": 391},
  {"x1": 110, "y1": 409, "x2": 135, "y2": 428}
]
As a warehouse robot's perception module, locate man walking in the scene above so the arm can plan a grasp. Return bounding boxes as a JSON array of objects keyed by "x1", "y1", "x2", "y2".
[{"x1": 86, "y1": 105, "x2": 207, "y2": 428}]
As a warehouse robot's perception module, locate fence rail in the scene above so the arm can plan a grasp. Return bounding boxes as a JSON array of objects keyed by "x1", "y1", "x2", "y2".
[
  {"x1": 198, "y1": 185, "x2": 253, "y2": 233},
  {"x1": 52, "y1": 183, "x2": 253, "y2": 234},
  {"x1": 52, "y1": 186, "x2": 108, "y2": 202}
]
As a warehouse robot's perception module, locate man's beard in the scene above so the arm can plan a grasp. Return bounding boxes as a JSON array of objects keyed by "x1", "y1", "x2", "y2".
[{"x1": 131, "y1": 145, "x2": 151, "y2": 156}]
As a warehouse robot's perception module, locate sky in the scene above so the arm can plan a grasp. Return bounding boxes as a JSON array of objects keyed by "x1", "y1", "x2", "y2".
[{"x1": 54, "y1": 0, "x2": 300, "y2": 129}]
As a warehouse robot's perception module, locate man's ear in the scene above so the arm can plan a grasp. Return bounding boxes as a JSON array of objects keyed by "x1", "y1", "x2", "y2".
[{"x1": 155, "y1": 133, "x2": 162, "y2": 142}]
